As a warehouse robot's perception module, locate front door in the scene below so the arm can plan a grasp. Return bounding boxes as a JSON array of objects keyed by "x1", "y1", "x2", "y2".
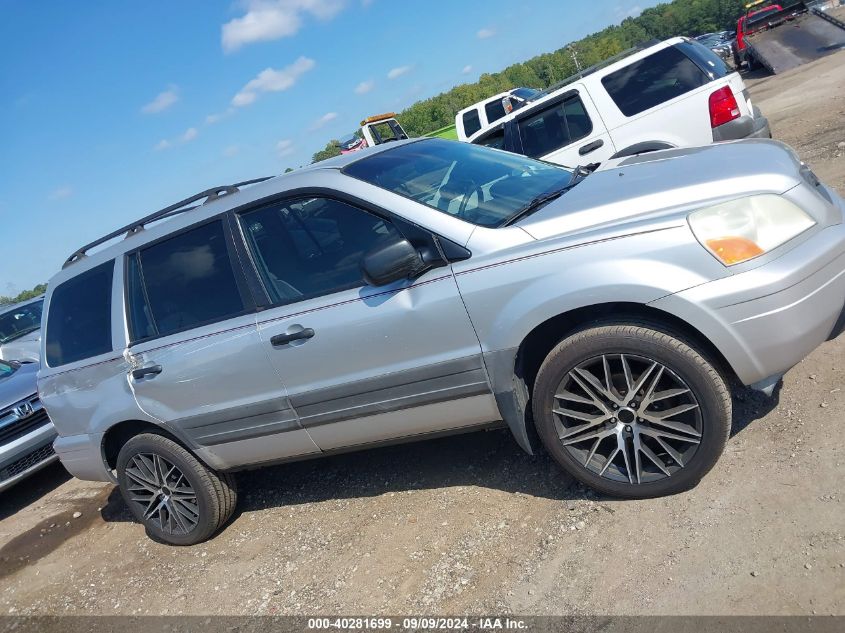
[
  {"x1": 124, "y1": 217, "x2": 320, "y2": 467},
  {"x1": 234, "y1": 195, "x2": 499, "y2": 451},
  {"x1": 514, "y1": 86, "x2": 616, "y2": 169}
]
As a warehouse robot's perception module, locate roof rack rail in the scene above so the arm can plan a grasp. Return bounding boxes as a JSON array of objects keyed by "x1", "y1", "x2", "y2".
[
  {"x1": 62, "y1": 177, "x2": 273, "y2": 269},
  {"x1": 533, "y1": 39, "x2": 661, "y2": 99}
]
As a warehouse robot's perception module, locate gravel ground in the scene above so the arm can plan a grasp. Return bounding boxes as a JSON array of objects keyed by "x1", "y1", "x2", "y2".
[{"x1": 1, "y1": 52, "x2": 844, "y2": 617}]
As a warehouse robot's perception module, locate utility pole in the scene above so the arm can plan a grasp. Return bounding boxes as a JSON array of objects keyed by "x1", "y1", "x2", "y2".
[{"x1": 569, "y1": 45, "x2": 583, "y2": 77}]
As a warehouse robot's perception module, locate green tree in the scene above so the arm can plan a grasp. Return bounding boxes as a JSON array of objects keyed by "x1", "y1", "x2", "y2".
[
  {"x1": 311, "y1": 139, "x2": 342, "y2": 163},
  {"x1": 0, "y1": 283, "x2": 47, "y2": 306}
]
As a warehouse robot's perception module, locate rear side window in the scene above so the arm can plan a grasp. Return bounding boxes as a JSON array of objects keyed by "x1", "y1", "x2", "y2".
[
  {"x1": 46, "y1": 261, "x2": 114, "y2": 367},
  {"x1": 517, "y1": 94, "x2": 593, "y2": 159},
  {"x1": 601, "y1": 45, "x2": 709, "y2": 117},
  {"x1": 484, "y1": 98, "x2": 507, "y2": 124},
  {"x1": 676, "y1": 40, "x2": 730, "y2": 80},
  {"x1": 462, "y1": 110, "x2": 482, "y2": 137},
  {"x1": 475, "y1": 125, "x2": 506, "y2": 150},
  {"x1": 127, "y1": 220, "x2": 246, "y2": 341}
]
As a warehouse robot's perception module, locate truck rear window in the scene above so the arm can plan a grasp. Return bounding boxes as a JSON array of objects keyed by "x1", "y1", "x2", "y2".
[
  {"x1": 45, "y1": 261, "x2": 114, "y2": 367},
  {"x1": 462, "y1": 110, "x2": 482, "y2": 137},
  {"x1": 601, "y1": 44, "x2": 710, "y2": 117}
]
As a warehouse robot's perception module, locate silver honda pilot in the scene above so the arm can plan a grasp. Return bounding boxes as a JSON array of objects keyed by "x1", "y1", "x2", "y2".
[{"x1": 39, "y1": 138, "x2": 845, "y2": 545}]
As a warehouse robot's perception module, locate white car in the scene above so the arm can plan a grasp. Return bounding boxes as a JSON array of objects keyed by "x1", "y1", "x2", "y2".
[
  {"x1": 455, "y1": 87, "x2": 541, "y2": 141},
  {"x1": 0, "y1": 296, "x2": 43, "y2": 363},
  {"x1": 470, "y1": 37, "x2": 770, "y2": 169}
]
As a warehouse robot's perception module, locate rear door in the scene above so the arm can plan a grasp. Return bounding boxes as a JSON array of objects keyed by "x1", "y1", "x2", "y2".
[
  {"x1": 124, "y1": 217, "x2": 320, "y2": 467},
  {"x1": 513, "y1": 87, "x2": 615, "y2": 168},
  {"x1": 233, "y1": 194, "x2": 499, "y2": 451}
]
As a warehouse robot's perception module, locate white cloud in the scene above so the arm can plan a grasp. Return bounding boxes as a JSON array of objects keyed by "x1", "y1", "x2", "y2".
[
  {"x1": 354, "y1": 79, "x2": 375, "y2": 94},
  {"x1": 223, "y1": 145, "x2": 240, "y2": 157},
  {"x1": 222, "y1": 0, "x2": 346, "y2": 52},
  {"x1": 277, "y1": 139, "x2": 295, "y2": 156},
  {"x1": 477, "y1": 27, "x2": 496, "y2": 39},
  {"x1": 387, "y1": 65, "x2": 411, "y2": 80},
  {"x1": 233, "y1": 56, "x2": 316, "y2": 107},
  {"x1": 461, "y1": 65, "x2": 473, "y2": 74},
  {"x1": 205, "y1": 110, "x2": 233, "y2": 124},
  {"x1": 182, "y1": 127, "x2": 198, "y2": 142},
  {"x1": 309, "y1": 112, "x2": 337, "y2": 130},
  {"x1": 48, "y1": 186, "x2": 72, "y2": 200},
  {"x1": 154, "y1": 139, "x2": 172, "y2": 151},
  {"x1": 153, "y1": 127, "x2": 198, "y2": 151},
  {"x1": 141, "y1": 86, "x2": 179, "y2": 114}
]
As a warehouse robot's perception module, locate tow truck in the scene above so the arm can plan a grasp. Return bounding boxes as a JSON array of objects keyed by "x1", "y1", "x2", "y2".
[
  {"x1": 735, "y1": 0, "x2": 845, "y2": 74},
  {"x1": 339, "y1": 113, "x2": 409, "y2": 154}
]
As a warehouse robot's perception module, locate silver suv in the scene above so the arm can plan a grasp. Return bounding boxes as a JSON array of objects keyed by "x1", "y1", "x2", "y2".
[
  {"x1": 40, "y1": 138, "x2": 845, "y2": 545},
  {"x1": 0, "y1": 296, "x2": 43, "y2": 363}
]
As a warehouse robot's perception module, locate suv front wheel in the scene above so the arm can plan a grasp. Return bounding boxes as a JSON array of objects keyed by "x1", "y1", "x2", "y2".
[
  {"x1": 116, "y1": 433, "x2": 237, "y2": 545},
  {"x1": 533, "y1": 324, "x2": 731, "y2": 498}
]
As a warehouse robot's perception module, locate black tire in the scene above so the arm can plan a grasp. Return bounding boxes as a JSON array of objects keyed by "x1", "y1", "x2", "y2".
[
  {"x1": 532, "y1": 324, "x2": 731, "y2": 498},
  {"x1": 116, "y1": 433, "x2": 238, "y2": 545}
]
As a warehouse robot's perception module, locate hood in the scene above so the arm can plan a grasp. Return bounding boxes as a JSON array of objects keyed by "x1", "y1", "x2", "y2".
[
  {"x1": 517, "y1": 140, "x2": 803, "y2": 240},
  {"x1": 0, "y1": 362, "x2": 39, "y2": 409},
  {"x1": 0, "y1": 330, "x2": 41, "y2": 363}
]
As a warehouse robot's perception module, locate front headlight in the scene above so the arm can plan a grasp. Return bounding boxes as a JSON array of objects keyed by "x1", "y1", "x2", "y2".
[{"x1": 688, "y1": 194, "x2": 815, "y2": 266}]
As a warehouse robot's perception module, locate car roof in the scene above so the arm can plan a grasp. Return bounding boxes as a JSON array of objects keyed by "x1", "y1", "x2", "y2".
[
  {"x1": 0, "y1": 296, "x2": 44, "y2": 313},
  {"x1": 47, "y1": 138, "x2": 426, "y2": 287}
]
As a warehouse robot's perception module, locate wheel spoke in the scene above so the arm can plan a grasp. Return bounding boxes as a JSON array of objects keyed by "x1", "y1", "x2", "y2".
[
  {"x1": 561, "y1": 427, "x2": 614, "y2": 446},
  {"x1": 619, "y1": 434, "x2": 634, "y2": 484},
  {"x1": 638, "y1": 441, "x2": 671, "y2": 477},
  {"x1": 572, "y1": 367, "x2": 614, "y2": 405},
  {"x1": 653, "y1": 435, "x2": 686, "y2": 467},
  {"x1": 598, "y1": 447, "x2": 621, "y2": 476},
  {"x1": 554, "y1": 390, "x2": 594, "y2": 406},
  {"x1": 553, "y1": 407, "x2": 605, "y2": 423},
  {"x1": 640, "y1": 427, "x2": 701, "y2": 444},
  {"x1": 641, "y1": 413, "x2": 701, "y2": 438}
]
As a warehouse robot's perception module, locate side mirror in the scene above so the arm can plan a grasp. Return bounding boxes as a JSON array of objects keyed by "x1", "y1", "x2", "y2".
[{"x1": 361, "y1": 236, "x2": 424, "y2": 286}]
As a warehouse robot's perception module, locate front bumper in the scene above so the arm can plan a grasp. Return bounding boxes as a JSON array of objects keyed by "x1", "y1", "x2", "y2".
[
  {"x1": 651, "y1": 220, "x2": 845, "y2": 387},
  {"x1": 713, "y1": 109, "x2": 772, "y2": 142},
  {"x1": 53, "y1": 432, "x2": 114, "y2": 483},
  {"x1": 0, "y1": 423, "x2": 59, "y2": 493}
]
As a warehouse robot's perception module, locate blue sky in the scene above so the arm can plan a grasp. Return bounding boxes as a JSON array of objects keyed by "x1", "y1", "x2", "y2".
[{"x1": 0, "y1": 0, "x2": 657, "y2": 295}]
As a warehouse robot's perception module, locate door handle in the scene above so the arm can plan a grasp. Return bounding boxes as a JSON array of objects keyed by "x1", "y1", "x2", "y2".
[
  {"x1": 578, "y1": 139, "x2": 604, "y2": 156},
  {"x1": 270, "y1": 328, "x2": 315, "y2": 346},
  {"x1": 131, "y1": 365, "x2": 162, "y2": 380}
]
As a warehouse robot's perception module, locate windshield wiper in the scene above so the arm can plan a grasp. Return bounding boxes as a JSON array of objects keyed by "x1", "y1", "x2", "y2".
[{"x1": 502, "y1": 170, "x2": 588, "y2": 227}]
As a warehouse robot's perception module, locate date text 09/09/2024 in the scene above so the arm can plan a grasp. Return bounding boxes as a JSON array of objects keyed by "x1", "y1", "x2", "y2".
[{"x1": 307, "y1": 617, "x2": 528, "y2": 630}]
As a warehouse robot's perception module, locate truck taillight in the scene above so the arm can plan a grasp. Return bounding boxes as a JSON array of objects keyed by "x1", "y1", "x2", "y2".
[{"x1": 709, "y1": 87, "x2": 741, "y2": 128}]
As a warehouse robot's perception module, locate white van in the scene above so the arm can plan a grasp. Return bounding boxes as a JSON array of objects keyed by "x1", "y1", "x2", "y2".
[{"x1": 470, "y1": 37, "x2": 770, "y2": 168}]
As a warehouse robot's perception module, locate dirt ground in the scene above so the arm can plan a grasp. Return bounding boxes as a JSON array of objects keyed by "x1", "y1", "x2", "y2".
[{"x1": 1, "y1": 53, "x2": 844, "y2": 618}]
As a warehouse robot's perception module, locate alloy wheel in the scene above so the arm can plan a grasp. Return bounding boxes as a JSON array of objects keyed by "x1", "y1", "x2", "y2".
[
  {"x1": 124, "y1": 452, "x2": 200, "y2": 535},
  {"x1": 553, "y1": 353, "x2": 702, "y2": 484}
]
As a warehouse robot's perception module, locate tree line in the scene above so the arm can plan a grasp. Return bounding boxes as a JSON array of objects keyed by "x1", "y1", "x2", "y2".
[
  {"x1": 0, "y1": 284, "x2": 47, "y2": 307},
  {"x1": 311, "y1": 0, "x2": 746, "y2": 163}
]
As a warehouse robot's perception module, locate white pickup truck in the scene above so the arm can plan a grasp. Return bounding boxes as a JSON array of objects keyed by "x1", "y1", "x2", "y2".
[{"x1": 469, "y1": 37, "x2": 771, "y2": 169}]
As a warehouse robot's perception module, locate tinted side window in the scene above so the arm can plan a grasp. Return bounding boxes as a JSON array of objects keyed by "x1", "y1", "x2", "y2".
[
  {"x1": 0, "y1": 300, "x2": 43, "y2": 344},
  {"x1": 239, "y1": 198, "x2": 402, "y2": 306},
  {"x1": 475, "y1": 125, "x2": 506, "y2": 150},
  {"x1": 133, "y1": 220, "x2": 246, "y2": 338},
  {"x1": 676, "y1": 40, "x2": 730, "y2": 80},
  {"x1": 517, "y1": 95, "x2": 592, "y2": 159},
  {"x1": 601, "y1": 45, "x2": 709, "y2": 117},
  {"x1": 46, "y1": 261, "x2": 114, "y2": 367},
  {"x1": 484, "y1": 98, "x2": 507, "y2": 124},
  {"x1": 462, "y1": 110, "x2": 482, "y2": 137}
]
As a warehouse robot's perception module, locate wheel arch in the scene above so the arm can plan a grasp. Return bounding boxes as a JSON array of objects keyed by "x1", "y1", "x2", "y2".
[
  {"x1": 101, "y1": 419, "x2": 205, "y2": 472},
  {"x1": 489, "y1": 301, "x2": 737, "y2": 455}
]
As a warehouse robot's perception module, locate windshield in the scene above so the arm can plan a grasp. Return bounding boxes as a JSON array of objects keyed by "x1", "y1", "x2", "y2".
[
  {"x1": 343, "y1": 139, "x2": 574, "y2": 227},
  {"x1": 0, "y1": 299, "x2": 43, "y2": 345},
  {"x1": 0, "y1": 360, "x2": 18, "y2": 380}
]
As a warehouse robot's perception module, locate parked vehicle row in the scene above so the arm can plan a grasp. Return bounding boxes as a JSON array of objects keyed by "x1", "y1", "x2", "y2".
[
  {"x1": 38, "y1": 133, "x2": 845, "y2": 545},
  {"x1": 466, "y1": 37, "x2": 770, "y2": 170}
]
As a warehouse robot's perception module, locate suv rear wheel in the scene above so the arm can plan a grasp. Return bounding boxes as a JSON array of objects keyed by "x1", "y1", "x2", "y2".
[
  {"x1": 532, "y1": 324, "x2": 731, "y2": 498},
  {"x1": 116, "y1": 433, "x2": 237, "y2": 545}
]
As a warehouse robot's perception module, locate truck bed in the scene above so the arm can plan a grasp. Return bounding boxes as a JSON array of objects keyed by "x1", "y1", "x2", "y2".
[{"x1": 747, "y1": 9, "x2": 845, "y2": 74}]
